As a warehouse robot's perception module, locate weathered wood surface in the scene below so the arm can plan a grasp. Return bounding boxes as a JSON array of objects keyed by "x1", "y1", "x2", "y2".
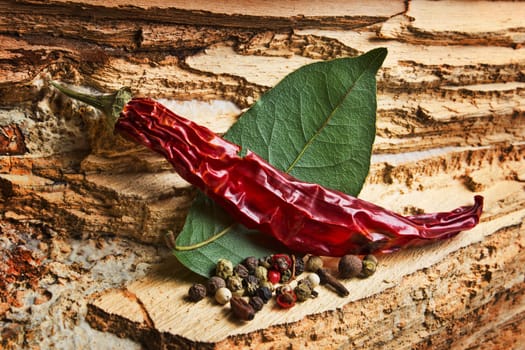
[{"x1": 0, "y1": 0, "x2": 524, "y2": 349}]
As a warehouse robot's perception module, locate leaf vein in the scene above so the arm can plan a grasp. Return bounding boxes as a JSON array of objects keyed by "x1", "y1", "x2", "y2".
[{"x1": 285, "y1": 53, "x2": 382, "y2": 174}]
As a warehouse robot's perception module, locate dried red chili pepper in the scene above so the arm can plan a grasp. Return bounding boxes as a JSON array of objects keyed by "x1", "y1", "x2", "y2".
[{"x1": 51, "y1": 82, "x2": 484, "y2": 257}]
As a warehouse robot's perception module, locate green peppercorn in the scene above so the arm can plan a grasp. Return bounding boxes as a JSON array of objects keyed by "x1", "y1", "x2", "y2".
[
  {"x1": 280, "y1": 269, "x2": 292, "y2": 283},
  {"x1": 258, "y1": 256, "x2": 272, "y2": 269},
  {"x1": 216, "y1": 258, "x2": 233, "y2": 279},
  {"x1": 227, "y1": 275, "x2": 243, "y2": 292},
  {"x1": 294, "y1": 282, "x2": 312, "y2": 302},
  {"x1": 361, "y1": 254, "x2": 378, "y2": 277},
  {"x1": 305, "y1": 256, "x2": 323, "y2": 272},
  {"x1": 259, "y1": 280, "x2": 274, "y2": 291},
  {"x1": 232, "y1": 288, "x2": 245, "y2": 297},
  {"x1": 297, "y1": 277, "x2": 313, "y2": 289},
  {"x1": 254, "y1": 265, "x2": 268, "y2": 282}
]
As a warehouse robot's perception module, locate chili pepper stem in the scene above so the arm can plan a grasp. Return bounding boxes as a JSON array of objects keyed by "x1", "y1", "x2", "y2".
[{"x1": 50, "y1": 81, "x2": 132, "y2": 128}]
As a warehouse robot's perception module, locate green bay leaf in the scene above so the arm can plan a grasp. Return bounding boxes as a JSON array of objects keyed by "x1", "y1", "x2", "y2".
[
  {"x1": 175, "y1": 48, "x2": 387, "y2": 277},
  {"x1": 174, "y1": 194, "x2": 283, "y2": 277}
]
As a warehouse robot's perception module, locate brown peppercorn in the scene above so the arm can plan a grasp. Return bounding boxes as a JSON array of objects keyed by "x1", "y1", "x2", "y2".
[
  {"x1": 305, "y1": 256, "x2": 323, "y2": 272},
  {"x1": 206, "y1": 276, "x2": 226, "y2": 295},
  {"x1": 242, "y1": 256, "x2": 259, "y2": 273},
  {"x1": 338, "y1": 254, "x2": 362, "y2": 278},
  {"x1": 361, "y1": 254, "x2": 378, "y2": 277},
  {"x1": 233, "y1": 263, "x2": 249, "y2": 279},
  {"x1": 230, "y1": 296, "x2": 255, "y2": 321},
  {"x1": 188, "y1": 283, "x2": 206, "y2": 302}
]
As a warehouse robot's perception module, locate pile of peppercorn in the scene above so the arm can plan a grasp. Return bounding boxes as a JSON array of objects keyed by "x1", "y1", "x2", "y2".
[{"x1": 187, "y1": 254, "x2": 377, "y2": 321}]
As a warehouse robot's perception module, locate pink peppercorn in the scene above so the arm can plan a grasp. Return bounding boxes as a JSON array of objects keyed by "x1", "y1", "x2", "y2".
[
  {"x1": 267, "y1": 270, "x2": 281, "y2": 284},
  {"x1": 276, "y1": 291, "x2": 297, "y2": 309}
]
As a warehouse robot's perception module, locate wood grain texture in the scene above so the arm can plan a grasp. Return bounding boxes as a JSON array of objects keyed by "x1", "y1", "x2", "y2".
[{"x1": 0, "y1": 0, "x2": 524, "y2": 348}]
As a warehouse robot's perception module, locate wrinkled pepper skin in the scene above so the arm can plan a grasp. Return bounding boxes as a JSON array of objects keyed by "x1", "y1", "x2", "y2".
[{"x1": 118, "y1": 98, "x2": 483, "y2": 256}]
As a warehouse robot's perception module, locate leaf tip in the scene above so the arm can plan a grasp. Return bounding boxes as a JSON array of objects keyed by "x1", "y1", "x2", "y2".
[{"x1": 365, "y1": 47, "x2": 388, "y2": 69}]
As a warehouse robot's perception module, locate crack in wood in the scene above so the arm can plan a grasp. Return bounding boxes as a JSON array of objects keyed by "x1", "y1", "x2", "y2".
[{"x1": 121, "y1": 288, "x2": 155, "y2": 329}]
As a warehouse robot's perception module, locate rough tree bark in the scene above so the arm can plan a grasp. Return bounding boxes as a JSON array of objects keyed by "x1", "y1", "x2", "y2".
[{"x1": 0, "y1": 1, "x2": 524, "y2": 349}]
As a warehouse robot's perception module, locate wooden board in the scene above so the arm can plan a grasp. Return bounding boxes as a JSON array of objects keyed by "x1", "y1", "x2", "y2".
[
  {"x1": 87, "y1": 147, "x2": 525, "y2": 347},
  {"x1": 1, "y1": 0, "x2": 524, "y2": 348}
]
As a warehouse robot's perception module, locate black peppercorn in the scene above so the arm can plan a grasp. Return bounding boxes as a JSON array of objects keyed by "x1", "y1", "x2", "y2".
[
  {"x1": 243, "y1": 275, "x2": 260, "y2": 296},
  {"x1": 255, "y1": 286, "x2": 273, "y2": 303},
  {"x1": 294, "y1": 255, "x2": 305, "y2": 276},
  {"x1": 188, "y1": 283, "x2": 206, "y2": 302},
  {"x1": 249, "y1": 296, "x2": 265, "y2": 312}
]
